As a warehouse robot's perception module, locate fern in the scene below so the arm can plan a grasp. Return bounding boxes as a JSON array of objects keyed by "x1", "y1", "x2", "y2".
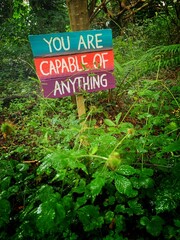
[
  {"x1": 116, "y1": 44, "x2": 180, "y2": 82},
  {"x1": 145, "y1": 44, "x2": 180, "y2": 69}
]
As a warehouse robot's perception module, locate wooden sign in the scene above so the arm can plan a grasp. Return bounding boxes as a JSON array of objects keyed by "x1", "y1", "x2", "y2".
[
  {"x1": 29, "y1": 29, "x2": 115, "y2": 98},
  {"x1": 41, "y1": 71, "x2": 115, "y2": 98},
  {"x1": 29, "y1": 29, "x2": 113, "y2": 57},
  {"x1": 34, "y1": 50, "x2": 114, "y2": 79}
]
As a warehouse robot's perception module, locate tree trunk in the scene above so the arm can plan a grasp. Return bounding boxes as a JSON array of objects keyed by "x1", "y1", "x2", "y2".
[
  {"x1": 66, "y1": 0, "x2": 89, "y2": 117},
  {"x1": 66, "y1": 0, "x2": 89, "y2": 31}
]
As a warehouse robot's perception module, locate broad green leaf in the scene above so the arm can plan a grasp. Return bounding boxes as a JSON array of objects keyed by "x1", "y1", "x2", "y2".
[
  {"x1": 146, "y1": 216, "x2": 164, "y2": 237},
  {"x1": 51, "y1": 170, "x2": 66, "y2": 182},
  {"x1": 62, "y1": 195, "x2": 73, "y2": 210},
  {"x1": 35, "y1": 202, "x2": 56, "y2": 233},
  {"x1": 140, "y1": 216, "x2": 149, "y2": 226},
  {"x1": 155, "y1": 181, "x2": 180, "y2": 213},
  {"x1": 37, "y1": 161, "x2": 52, "y2": 175},
  {"x1": 75, "y1": 195, "x2": 88, "y2": 210},
  {"x1": 119, "y1": 122, "x2": 134, "y2": 133},
  {"x1": 90, "y1": 145, "x2": 98, "y2": 155},
  {"x1": 140, "y1": 168, "x2": 154, "y2": 177},
  {"x1": 78, "y1": 205, "x2": 104, "y2": 231},
  {"x1": 115, "y1": 215, "x2": 125, "y2": 232},
  {"x1": 139, "y1": 177, "x2": 154, "y2": 188},
  {"x1": 116, "y1": 165, "x2": 137, "y2": 176},
  {"x1": 89, "y1": 177, "x2": 106, "y2": 201},
  {"x1": 55, "y1": 203, "x2": 66, "y2": 221},
  {"x1": 37, "y1": 185, "x2": 55, "y2": 202},
  {"x1": 163, "y1": 140, "x2": 180, "y2": 152},
  {"x1": 115, "y1": 175, "x2": 137, "y2": 197},
  {"x1": 73, "y1": 185, "x2": 86, "y2": 194},
  {"x1": 104, "y1": 119, "x2": 116, "y2": 127},
  {"x1": 128, "y1": 199, "x2": 144, "y2": 215}
]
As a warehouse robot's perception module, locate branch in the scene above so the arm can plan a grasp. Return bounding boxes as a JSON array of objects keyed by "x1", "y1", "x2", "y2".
[
  {"x1": 123, "y1": 2, "x2": 149, "y2": 20},
  {"x1": 88, "y1": 0, "x2": 98, "y2": 19},
  {"x1": 117, "y1": 0, "x2": 146, "y2": 18},
  {"x1": 89, "y1": 0, "x2": 111, "y2": 22}
]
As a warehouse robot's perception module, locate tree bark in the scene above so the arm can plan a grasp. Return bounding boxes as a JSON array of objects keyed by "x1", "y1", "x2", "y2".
[
  {"x1": 66, "y1": 0, "x2": 89, "y2": 31},
  {"x1": 66, "y1": 0, "x2": 89, "y2": 117}
]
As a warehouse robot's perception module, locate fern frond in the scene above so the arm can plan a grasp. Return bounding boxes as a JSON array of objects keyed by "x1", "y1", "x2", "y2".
[
  {"x1": 117, "y1": 44, "x2": 180, "y2": 81},
  {"x1": 142, "y1": 44, "x2": 180, "y2": 70}
]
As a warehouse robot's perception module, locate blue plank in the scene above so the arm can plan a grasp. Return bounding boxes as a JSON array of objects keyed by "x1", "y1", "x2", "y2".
[{"x1": 29, "y1": 29, "x2": 112, "y2": 57}]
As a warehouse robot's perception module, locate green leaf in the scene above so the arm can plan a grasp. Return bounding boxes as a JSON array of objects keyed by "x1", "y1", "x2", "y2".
[
  {"x1": 35, "y1": 200, "x2": 65, "y2": 234},
  {"x1": 115, "y1": 112, "x2": 122, "y2": 125},
  {"x1": 89, "y1": 177, "x2": 106, "y2": 202},
  {"x1": 140, "y1": 216, "x2": 149, "y2": 226},
  {"x1": 78, "y1": 205, "x2": 104, "y2": 231},
  {"x1": 128, "y1": 199, "x2": 144, "y2": 215},
  {"x1": 155, "y1": 180, "x2": 180, "y2": 213},
  {"x1": 174, "y1": 219, "x2": 180, "y2": 228},
  {"x1": 0, "y1": 199, "x2": 11, "y2": 227},
  {"x1": 140, "y1": 168, "x2": 154, "y2": 177},
  {"x1": 104, "y1": 211, "x2": 114, "y2": 223},
  {"x1": 104, "y1": 119, "x2": 116, "y2": 127},
  {"x1": 116, "y1": 165, "x2": 137, "y2": 176},
  {"x1": 16, "y1": 163, "x2": 29, "y2": 172},
  {"x1": 115, "y1": 175, "x2": 137, "y2": 197},
  {"x1": 0, "y1": 176, "x2": 11, "y2": 190},
  {"x1": 138, "y1": 177, "x2": 154, "y2": 189},
  {"x1": 55, "y1": 203, "x2": 66, "y2": 221},
  {"x1": 75, "y1": 195, "x2": 88, "y2": 210},
  {"x1": 90, "y1": 145, "x2": 98, "y2": 155},
  {"x1": 163, "y1": 140, "x2": 180, "y2": 152},
  {"x1": 37, "y1": 185, "x2": 55, "y2": 202},
  {"x1": 51, "y1": 170, "x2": 66, "y2": 182},
  {"x1": 146, "y1": 216, "x2": 164, "y2": 237},
  {"x1": 119, "y1": 122, "x2": 134, "y2": 133},
  {"x1": 35, "y1": 202, "x2": 56, "y2": 233}
]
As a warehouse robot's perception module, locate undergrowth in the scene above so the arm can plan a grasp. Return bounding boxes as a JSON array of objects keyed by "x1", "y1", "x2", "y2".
[{"x1": 0, "y1": 19, "x2": 180, "y2": 239}]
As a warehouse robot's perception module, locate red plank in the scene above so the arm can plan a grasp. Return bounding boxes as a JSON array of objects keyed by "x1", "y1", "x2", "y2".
[{"x1": 34, "y1": 50, "x2": 114, "y2": 80}]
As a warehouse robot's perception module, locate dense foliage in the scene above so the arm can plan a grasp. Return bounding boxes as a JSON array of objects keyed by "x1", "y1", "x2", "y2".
[{"x1": 0, "y1": 0, "x2": 180, "y2": 239}]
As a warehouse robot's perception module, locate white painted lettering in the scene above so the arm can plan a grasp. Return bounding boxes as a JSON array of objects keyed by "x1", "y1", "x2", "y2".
[
  {"x1": 101, "y1": 52, "x2": 109, "y2": 68},
  {"x1": 54, "y1": 81, "x2": 62, "y2": 96},
  {"x1": 61, "y1": 80, "x2": 71, "y2": 94},
  {"x1": 62, "y1": 36, "x2": 70, "y2": 51},
  {"x1": 81, "y1": 55, "x2": 88, "y2": 70},
  {"x1": 43, "y1": 36, "x2": 70, "y2": 53},
  {"x1": 68, "y1": 78, "x2": 77, "y2": 93},
  {"x1": 93, "y1": 52, "x2": 109, "y2": 69},
  {"x1": 53, "y1": 37, "x2": 62, "y2": 51},
  {"x1": 78, "y1": 35, "x2": 87, "y2": 50},
  {"x1": 93, "y1": 53, "x2": 102, "y2": 69},
  {"x1": 40, "y1": 61, "x2": 49, "y2": 76},
  {"x1": 61, "y1": 58, "x2": 70, "y2": 73},
  {"x1": 49, "y1": 61, "x2": 57, "y2": 74},
  {"x1": 43, "y1": 37, "x2": 53, "y2": 53},
  {"x1": 95, "y1": 34, "x2": 103, "y2": 48},
  {"x1": 100, "y1": 74, "x2": 108, "y2": 87},
  {"x1": 87, "y1": 35, "x2": 95, "y2": 49},
  {"x1": 55, "y1": 59, "x2": 61, "y2": 74}
]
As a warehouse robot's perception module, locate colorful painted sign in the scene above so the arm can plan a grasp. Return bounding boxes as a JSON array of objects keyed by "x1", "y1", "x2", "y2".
[
  {"x1": 41, "y1": 71, "x2": 115, "y2": 98},
  {"x1": 29, "y1": 29, "x2": 115, "y2": 98},
  {"x1": 29, "y1": 29, "x2": 113, "y2": 57}
]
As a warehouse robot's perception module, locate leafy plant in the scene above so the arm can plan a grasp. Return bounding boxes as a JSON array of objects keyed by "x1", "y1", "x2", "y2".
[{"x1": 0, "y1": 2, "x2": 180, "y2": 239}]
